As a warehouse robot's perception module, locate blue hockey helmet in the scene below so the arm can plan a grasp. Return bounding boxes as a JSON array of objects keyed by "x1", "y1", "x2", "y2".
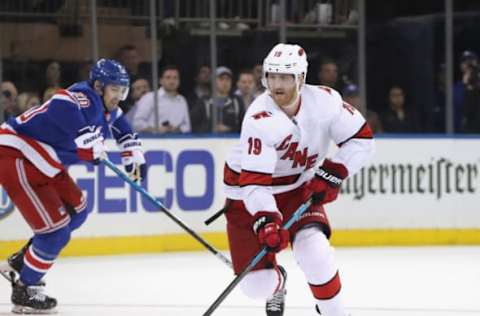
[{"x1": 89, "y1": 58, "x2": 130, "y2": 100}]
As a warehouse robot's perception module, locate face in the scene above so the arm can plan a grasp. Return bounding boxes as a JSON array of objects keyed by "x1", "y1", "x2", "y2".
[
  {"x1": 46, "y1": 62, "x2": 61, "y2": 83},
  {"x1": 26, "y1": 95, "x2": 40, "y2": 108},
  {"x1": 197, "y1": 66, "x2": 211, "y2": 85},
  {"x1": 237, "y1": 73, "x2": 255, "y2": 95},
  {"x1": 216, "y1": 74, "x2": 232, "y2": 96},
  {"x1": 460, "y1": 59, "x2": 478, "y2": 73},
  {"x1": 131, "y1": 79, "x2": 150, "y2": 101},
  {"x1": 253, "y1": 64, "x2": 263, "y2": 82},
  {"x1": 1, "y1": 81, "x2": 18, "y2": 111},
  {"x1": 101, "y1": 83, "x2": 129, "y2": 112},
  {"x1": 266, "y1": 73, "x2": 297, "y2": 107},
  {"x1": 389, "y1": 87, "x2": 405, "y2": 109},
  {"x1": 160, "y1": 69, "x2": 180, "y2": 93},
  {"x1": 119, "y1": 49, "x2": 140, "y2": 73},
  {"x1": 318, "y1": 63, "x2": 338, "y2": 86}
]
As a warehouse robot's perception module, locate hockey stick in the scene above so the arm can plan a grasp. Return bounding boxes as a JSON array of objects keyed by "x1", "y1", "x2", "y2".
[
  {"x1": 101, "y1": 158, "x2": 232, "y2": 269},
  {"x1": 202, "y1": 199, "x2": 313, "y2": 315}
]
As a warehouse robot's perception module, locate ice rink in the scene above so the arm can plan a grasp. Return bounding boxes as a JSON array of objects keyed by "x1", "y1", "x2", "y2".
[{"x1": 0, "y1": 246, "x2": 479, "y2": 316}]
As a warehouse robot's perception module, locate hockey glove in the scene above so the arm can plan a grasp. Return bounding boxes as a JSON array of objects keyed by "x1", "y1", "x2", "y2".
[
  {"x1": 118, "y1": 133, "x2": 146, "y2": 182},
  {"x1": 305, "y1": 159, "x2": 348, "y2": 204},
  {"x1": 75, "y1": 127, "x2": 107, "y2": 164},
  {"x1": 252, "y1": 211, "x2": 289, "y2": 258}
]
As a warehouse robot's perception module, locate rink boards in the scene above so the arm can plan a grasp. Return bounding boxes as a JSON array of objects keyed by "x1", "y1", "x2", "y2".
[{"x1": 1, "y1": 136, "x2": 479, "y2": 257}]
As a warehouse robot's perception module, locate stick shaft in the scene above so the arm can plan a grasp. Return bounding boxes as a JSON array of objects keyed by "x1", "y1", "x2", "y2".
[
  {"x1": 102, "y1": 158, "x2": 232, "y2": 268},
  {"x1": 203, "y1": 199, "x2": 312, "y2": 315}
]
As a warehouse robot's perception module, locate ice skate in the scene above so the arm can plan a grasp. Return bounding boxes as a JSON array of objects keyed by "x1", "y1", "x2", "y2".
[
  {"x1": 11, "y1": 280, "x2": 57, "y2": 315},
  {"x1": 265, "y1": 265, "x2": 287, "y2": 316}
]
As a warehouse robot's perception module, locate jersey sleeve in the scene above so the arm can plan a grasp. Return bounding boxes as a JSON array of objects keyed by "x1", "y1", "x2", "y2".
[
  {"x1": 327, "y1": 90, "x2": 375, "y2": 176},
  {"x1": 238, "y1": 117, "x2": 280, "y2": 216},
  {"x1": 111, "y1": 110, "x2": 135, "y2": 141},
  {"x1": 44, "y1": 90, "x2": 88, "y2": 137}
]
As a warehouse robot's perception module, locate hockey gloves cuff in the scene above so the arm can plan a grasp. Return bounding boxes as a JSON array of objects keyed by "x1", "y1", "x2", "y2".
[
  {"x1": 75, "y1": 127, "x2": 107, "y2": 164},
  {"x1": 305, "y1": 159, "x2": 348, "y2": 205},
  {"x1": 252, "y1": 211, "x2": 289, "y2": 257},
  {"x1": 118, "y1": 133, "x2": 146, "y2": 182}
]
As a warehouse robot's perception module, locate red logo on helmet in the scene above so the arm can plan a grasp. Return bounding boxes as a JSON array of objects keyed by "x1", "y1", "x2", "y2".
[
  {"x1": 298, "y1": 48, "x2": 305, "y2": 56},
  {"x1": 274, "y1": 51, "x2": 282, "y2": 57}
]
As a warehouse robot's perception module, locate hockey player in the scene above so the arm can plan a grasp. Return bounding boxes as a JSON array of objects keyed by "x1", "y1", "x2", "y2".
[
  {"x1": 0, "y1": 59, "x2": 146, "y2": 314},
  {"x1": 223, "y1": 44, "x2": 374, "y2": 315}
]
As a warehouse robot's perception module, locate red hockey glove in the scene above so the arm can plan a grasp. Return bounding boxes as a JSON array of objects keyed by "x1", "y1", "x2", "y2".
[
  {"x1": 252, "y1": 211, "x2": 289, "y2": 255},
  {"x1": 306, "y1": 159, "x2": 348, "y2": 204},
  {"x1": 118, "y1": 134, "x2": 146, "y2": 182},
  {"x1": 75, "y1": 127, "x2": 107, "y2": 164}
]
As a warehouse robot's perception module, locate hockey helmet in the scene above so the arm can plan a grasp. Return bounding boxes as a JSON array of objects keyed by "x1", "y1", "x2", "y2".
[
  {"x1": 261, "y1": 43, "x2": 308, "y2": 90},
  {"x1": 89, "y1": 58, "x2": 130, "y2": 100}
]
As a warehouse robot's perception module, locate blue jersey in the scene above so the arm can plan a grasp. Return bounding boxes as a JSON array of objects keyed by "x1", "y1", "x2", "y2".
[{"x1": 0, "y1": 81, "x2": 134, "y2": 177}]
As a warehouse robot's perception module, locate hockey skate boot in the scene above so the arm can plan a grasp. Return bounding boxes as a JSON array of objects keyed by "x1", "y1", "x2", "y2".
[
  {"x1": 265, "y1": 265, "x2": 287, "y2": 316},
  {"x1": 11, "y1": 280, "x2": 57, "y2": 314}
]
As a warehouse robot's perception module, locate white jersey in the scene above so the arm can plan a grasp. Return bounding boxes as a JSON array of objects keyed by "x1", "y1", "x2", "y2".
[{"x1": 223, "y1": 84, "x2": 374, "y2": 216}]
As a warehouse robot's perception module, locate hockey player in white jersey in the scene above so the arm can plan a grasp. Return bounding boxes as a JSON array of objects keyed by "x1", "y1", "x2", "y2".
[{"x1": 222, "y1": 43, "x2": 374, "y2": 315}]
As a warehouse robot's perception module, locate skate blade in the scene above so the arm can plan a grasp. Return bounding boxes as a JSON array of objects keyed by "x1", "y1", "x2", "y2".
[
  {"x1": 0, "y1": 269, "x2": 14, "y2": 282},
  {"x1": 12, "y1": 305, "x2": 57, "y2": 314}
]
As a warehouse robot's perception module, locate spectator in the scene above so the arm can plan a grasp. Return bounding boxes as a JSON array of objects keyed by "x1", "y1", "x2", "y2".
[
  {"x1": 190, "y1": 66, "x2": 245, "y2": 133},
  {"x1": 454, "y1": 50, "x2": 478, "y2": 132},
  {"x1": 46, "y1": 61, "x2": 62, "y2": 89},
  {"x1": 40, "y1": 61, "x2": 62, "y2": 100},
  {"x1": 381, "y1": 85, "x2": 418, "y2": 133},
  {"x1": 132, "y1": 65, "x2": 191, "y2": 134},
  {"x1": 1, "y1": 81, "x2": 20, "y2": 121},
  {"x1": 252, "y1": 63, "x2": 266, "y2": 97},
  {"x1": 16, "y1": 92, "x2": 41, "y2": 113},
  {"x1": 116, "y1": 45, "x2": 150, "y2": 113},
  {"x1": 234, "y1": 69, "x2": 256, "y2": 110},
  {"x1": 461, "y1": 64, "x2": 480, "y2": 133},
  {"x1": 187, "y1": 65, "x2": 211, "y2": 107},
  {"x1": 116, "y1": 45, "x2": 142, "y2": 81},
  {"x1": 343, "y1": 84, "x2": 383, "y2": 134},
  {"x1": 124, "y1": 78, "x2": 151, "y2": 126},
  {"x1": 318, "y1": 58, "x2": 343, "y2": 91}
]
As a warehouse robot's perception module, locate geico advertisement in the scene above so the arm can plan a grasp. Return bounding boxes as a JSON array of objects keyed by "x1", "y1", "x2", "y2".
[
  {"x1": 1, "y1": 137, "x2": 480, "y2": 240},
  {"x1": 0, "y1": 138, "x2": 236, "y2": 240}
]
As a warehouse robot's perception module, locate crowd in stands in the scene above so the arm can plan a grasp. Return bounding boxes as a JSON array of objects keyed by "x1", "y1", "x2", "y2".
[{"x1": 2, "y1": 45, "x2": 480, "y2": 135}]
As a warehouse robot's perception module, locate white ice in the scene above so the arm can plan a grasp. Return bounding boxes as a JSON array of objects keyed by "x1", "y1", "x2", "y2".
[{"x1": 0, "y1": 246, "x2": 479, "y2": 315}]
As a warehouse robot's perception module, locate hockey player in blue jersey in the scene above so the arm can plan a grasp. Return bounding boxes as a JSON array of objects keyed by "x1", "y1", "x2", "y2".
[{"x1": 0, "y1": 59, "x2": 146, "y2": 314}]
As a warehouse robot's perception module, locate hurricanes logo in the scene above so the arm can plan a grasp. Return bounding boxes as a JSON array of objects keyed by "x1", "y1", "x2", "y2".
[{"x1": 0, "y1": 186, "x2": 14, "y2": 220}]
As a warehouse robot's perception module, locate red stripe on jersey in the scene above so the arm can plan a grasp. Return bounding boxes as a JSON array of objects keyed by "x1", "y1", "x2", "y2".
[
  {"x1": 338, "y1": 122, "x2": 373, "y2": 147},
  {"x1": 239, "y1": 170, "x2": 272, "y2": 187},
  {"x1": 25, "y1": 248, "x2": 53, "y2": 272},
  {"x1": 0, "y1": 129, "x2": 64, "y2": 172},
  {"x1": 271, "y1": 174, "x2": 301, "y2": 185},
  {"x1": 224, "y1": 164, "x2": 240, "y2": 186},
  {"x1": 56, "y1": 89, "x2": 75, "y2": 102},
  {"x1": 309, "y1": 271, "x2": 342, "y2": 300},
  {"x1": 224, "y1": 164, "x2": 301, "y2": 187}
]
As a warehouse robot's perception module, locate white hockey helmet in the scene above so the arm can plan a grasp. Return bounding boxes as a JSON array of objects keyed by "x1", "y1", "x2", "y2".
[{"x1": 261, "y1": 43, "x2": 308, "y2": 90}]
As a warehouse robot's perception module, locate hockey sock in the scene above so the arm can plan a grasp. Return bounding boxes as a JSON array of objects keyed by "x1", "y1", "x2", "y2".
[
  {"x1": 293, "y1": 226, "x2": 347, "y2": 316},
  {"x1": 20, "y1": 226, "x2": 71, "y2": 285}
]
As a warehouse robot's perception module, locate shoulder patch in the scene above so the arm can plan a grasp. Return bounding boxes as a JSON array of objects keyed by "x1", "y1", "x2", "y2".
[
  {"x1": 72, "y1": 92, "x2": 91, "y2": 108},
  {"x1": 251, "y1": 111, "x2": 272, "y2": 120}
]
